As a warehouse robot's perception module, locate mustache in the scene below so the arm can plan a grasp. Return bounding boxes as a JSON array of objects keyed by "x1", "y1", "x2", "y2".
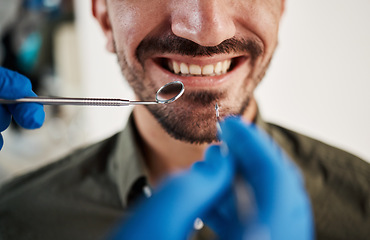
[{"x1": 136, "y1": 33, "x2": 263, "y2": 65}]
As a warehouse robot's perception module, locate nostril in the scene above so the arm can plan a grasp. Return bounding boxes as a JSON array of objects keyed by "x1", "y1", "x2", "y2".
[{"x1": 170, "y1": 3, "x2": 236, "y2": 47}]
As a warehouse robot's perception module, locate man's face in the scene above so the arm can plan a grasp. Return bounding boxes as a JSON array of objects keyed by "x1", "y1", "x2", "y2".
[{"x1": 98, "y1": 0, "x2": 284, "y2": 144}]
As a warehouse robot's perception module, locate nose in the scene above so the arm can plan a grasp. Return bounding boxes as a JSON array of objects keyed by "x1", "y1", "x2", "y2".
[{"x1": 170, "y1": 0, "x2": 236, "y2": 47}]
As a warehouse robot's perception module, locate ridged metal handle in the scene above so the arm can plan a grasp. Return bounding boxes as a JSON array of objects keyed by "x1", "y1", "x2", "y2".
[{"x1": 0, "y1": 97, "x2": 131, "y2": 106}]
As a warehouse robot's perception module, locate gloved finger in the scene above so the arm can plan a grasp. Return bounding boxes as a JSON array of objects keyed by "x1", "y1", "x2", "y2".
[
  {"x1": 0, "y1": 105, "x2": 11, "y2": 150},
  {"x1": 110, "y1": 145, "x2": 234, "y2": 240},
  {"x1": 0, "y1": 105, "x2": 11, "y2": 132},
  {"x1": 220, "y1": 117, "x2": 313, "y2": 239},
  {"x1": 196, "y1": 146, "x2": 240, "y2": 238},
  {"x1": 7, "y1": 103, "x2": 45, "y2": 129},
  {"x1": 0, "y1": 67, "x2": 37, "y2": 98},
  {"x1": 220, "y1": 117, "x2": 306, "y2": 214},
  {"x1": 0, "y1": 67, "x2": 45, "y2": 129},
  {"x1": 203, "y1": 186, "x2": 243, "y2": 239}
]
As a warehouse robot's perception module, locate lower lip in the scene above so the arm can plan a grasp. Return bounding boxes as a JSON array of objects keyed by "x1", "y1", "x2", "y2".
[{"x1": 146, "y1": 57, "x2": 249, "y2": 89}]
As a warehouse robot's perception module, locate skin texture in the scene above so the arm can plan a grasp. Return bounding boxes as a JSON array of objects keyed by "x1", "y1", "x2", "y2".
[{"x1": 92, "y1": 0, "x2": 285, "y2": 184}]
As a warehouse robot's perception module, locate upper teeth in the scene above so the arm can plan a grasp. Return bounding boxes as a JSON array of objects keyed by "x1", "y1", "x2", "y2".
[{"x1": 168, "y1": 60, "x2": 232, "y2": 76}]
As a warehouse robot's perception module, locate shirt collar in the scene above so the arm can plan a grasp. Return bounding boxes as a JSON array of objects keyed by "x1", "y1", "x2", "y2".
[{"x1": 108, "y1": 115, "x2": 147, "y2": 208}]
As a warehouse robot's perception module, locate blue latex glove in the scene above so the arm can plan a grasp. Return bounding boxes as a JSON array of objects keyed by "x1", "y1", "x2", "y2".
[
  {"x1": 110, "y1": 145, "x2": 234, "y2": 240},
  {"x1": 0, "y1": 67, "x2": 45, "y2": 150},
  {"x1": 111, "y1": 117, "x2": 313, "y2": 240},
  {"x1": 207, "y1": 117, "x2": 314, "y2": 240}
]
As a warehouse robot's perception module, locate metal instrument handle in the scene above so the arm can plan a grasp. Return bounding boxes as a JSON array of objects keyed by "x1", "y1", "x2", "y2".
[{"x1": 0, "y1": 97, "x2": 131, "y2": 106}]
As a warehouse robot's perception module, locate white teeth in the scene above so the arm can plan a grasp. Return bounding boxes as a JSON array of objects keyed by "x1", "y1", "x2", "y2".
[
  {"x1": 222, "y1": 60, "x2": 231, "y2": 74},
  {"x1": 169, "y1": 60, "x2": 232, "y2": 76},
  {"x1": 214, "y1": 62, "x2": 222, "y2": 75},
  {"x1": 173, "y1": 61, "x2": 180, "y2": 74},
  {"x1": 202, "y1": 64, "x2": 214, "y2": 75},
  {"x1": 189, "y1": 64, "x2": 202, "y2": 75},
  {"x1": 180, "y1": 63, "x2": 189, "y2": 74}
]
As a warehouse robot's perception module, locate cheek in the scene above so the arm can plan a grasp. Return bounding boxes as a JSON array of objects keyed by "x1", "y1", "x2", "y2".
[
  {"x1": 110, "y1": 7, "x2": 141, "y2": 55},
  {"x1": 236, "y1": 1, "x2": 281, "y2": 51},
  {"x1": 109, "y1": 2, "x2": 168, "y2": 65}
]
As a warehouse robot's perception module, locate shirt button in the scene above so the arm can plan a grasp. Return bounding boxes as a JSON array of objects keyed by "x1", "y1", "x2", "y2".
[
  {"x1": 193, "y1": 217, "x2": 204, "y2": 230},
  {"x1": 143, "y1": 185, "x2": 152, "y2": 198}
]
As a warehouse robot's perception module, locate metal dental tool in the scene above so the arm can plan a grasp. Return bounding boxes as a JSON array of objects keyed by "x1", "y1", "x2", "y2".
[
  {"x1": 0, "y1": 81, "x2": 184, "y2": 106},
  {"x1": 215, "y1": 103, "x2": 228, "y2": 155}
]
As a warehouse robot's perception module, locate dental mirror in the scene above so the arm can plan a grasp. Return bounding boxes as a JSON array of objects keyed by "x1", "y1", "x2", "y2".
[
  {"x1": 155, "y1": 81, "x2": 185, "y2": 104},
  {"x1": 0, "y1": 81, "x2": 184, "y2": 107}
]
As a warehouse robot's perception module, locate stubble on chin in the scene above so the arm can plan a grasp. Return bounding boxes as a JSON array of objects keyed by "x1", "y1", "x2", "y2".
[{"x1": 143, "y1": 85, "x2": 254, "y2": 144}]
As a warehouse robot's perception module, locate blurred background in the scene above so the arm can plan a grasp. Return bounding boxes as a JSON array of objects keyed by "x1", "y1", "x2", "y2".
[{"x1": 0, "y1": 0, "x2": 369, "y2": 185}]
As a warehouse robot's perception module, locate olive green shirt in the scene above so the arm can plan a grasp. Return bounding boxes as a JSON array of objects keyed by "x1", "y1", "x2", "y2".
[{"x1": 0, "y1": 114, "x2": 369, "y2": 239}]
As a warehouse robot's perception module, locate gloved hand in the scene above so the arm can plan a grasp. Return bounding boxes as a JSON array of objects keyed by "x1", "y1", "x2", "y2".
[
  {"x1": 110, "y1": 117, "x2": 313, "y2": 240},
  {"x1": 110, "y1": 144, "x2": 234, "y2": 240},
  {"x1": 0, "y1": 67, "x2": 45, "y2": 150},
  {"x1": 206, "y1": 117, "x2": 314, "y2": 240}
]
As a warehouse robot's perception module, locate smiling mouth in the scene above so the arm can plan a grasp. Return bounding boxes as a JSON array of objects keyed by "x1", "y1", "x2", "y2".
[{"x1": 157, "y1": 57, "x2": 243, "y2": 77}]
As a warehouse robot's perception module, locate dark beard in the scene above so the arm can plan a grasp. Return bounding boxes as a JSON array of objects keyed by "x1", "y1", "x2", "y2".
[
  {"x1": 115, "y1": 33, "x2": 266, "y2": 144},
  {"x1": 148, "y1": 90, "x2": 252, "y2": 144}
]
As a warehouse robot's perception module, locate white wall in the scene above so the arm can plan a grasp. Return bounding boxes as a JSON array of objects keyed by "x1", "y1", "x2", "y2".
[
  {"x1": 74, "y1": 0, "x2": 134, "y2": 143},
  {"x1": 256, "y1": 0, "x2": 370, "y2": 162},
  {"x1": 74, "y1": 0, "x2": 370, "y2": 162}
]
